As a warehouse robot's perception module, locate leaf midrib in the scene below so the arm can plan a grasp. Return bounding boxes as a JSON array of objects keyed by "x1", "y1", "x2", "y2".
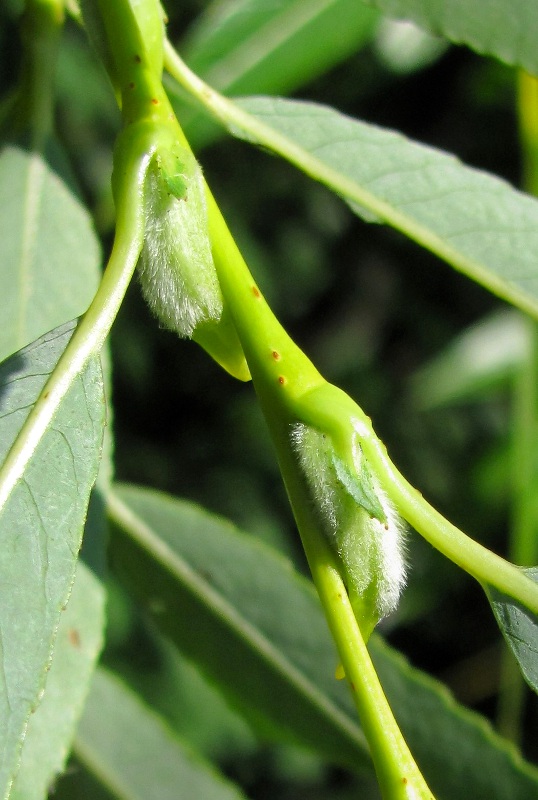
[
  {"x1": 237, "y1": 97, "x2": 538, "y2": 316},
  {"x1": 106, "y1": 488, "x2": 368, "y2": 755},
  {"x1": 200, "y1": 0, "x2": 344, "y2": 89}
]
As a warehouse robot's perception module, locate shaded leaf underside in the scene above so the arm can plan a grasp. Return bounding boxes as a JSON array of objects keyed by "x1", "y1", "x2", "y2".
[
  {"x1": 0, "y1": 321, "x2": 104, "y2": 795},
  {"x1": 73, "y1": 667, "x2": 248, "y2": 800},
  {"x1": 488, "y1": 567, "x2": 538, "y2": 695},
  {"x1": 108, "y1": 484, "x2": 538, "y2": 800}
]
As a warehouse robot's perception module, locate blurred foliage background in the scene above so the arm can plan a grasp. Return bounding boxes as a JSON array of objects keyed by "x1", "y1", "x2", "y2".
[{"x1": 2, "y1": 0, "x2": 537, "y2": 796}]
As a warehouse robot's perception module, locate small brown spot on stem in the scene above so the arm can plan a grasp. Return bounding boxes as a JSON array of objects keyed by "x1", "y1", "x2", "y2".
[
  {"x1": 151, "y1": 98, "x2": 159, "y2": 105},
  {"x1": 134, "y1": 54, "x2": 141, "y2": 63},
  {"x1": 402, "y1": 777, "x2": 408, "y2": 785},
  {"x1": 128, "y1": 82, "x2": 135, "y2": 89},
  {"x1": 252, "y1": 286, "x2": 261, "y2": 298},
  {"x1": 272, "y1": 350, "x2": 281, "y2": 360},
  {"x1": 278, "y1": 376, "x2": 286, "y2": 386},
  {"x1": 68, "y1": 628, "x2": 80, "y2": 648}
]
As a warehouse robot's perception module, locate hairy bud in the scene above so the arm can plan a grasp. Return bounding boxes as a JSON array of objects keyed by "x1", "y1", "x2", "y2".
[
  {"x1": 138, "y1": 147, "x2": 223, "y2": 338},
  {"x1": 292, "y1": 422, "x2": 406, "y2": 638}
]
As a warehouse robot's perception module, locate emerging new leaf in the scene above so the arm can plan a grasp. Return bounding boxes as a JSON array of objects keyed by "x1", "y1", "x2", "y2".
[
  {"x1": 292, "y1": 422, "x2": 406, "y2": 639},
  {"x1": 138, "y1": 146, "x2": 223, "y2": 338}
]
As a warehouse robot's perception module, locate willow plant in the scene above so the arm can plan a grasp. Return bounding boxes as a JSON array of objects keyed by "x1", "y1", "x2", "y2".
[{"x1": 1, "y1": 1, "x2": 538, "y2": 799}]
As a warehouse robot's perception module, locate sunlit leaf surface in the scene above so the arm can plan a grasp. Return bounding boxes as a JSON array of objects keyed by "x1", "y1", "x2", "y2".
[{"x1": 233, "y1": 96, "x2": 538, "y2": 317}]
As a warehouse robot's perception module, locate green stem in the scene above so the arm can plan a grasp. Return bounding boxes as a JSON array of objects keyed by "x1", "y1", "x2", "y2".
[
  {"x1": 509, "y1": 318, "x2": 538, "y2": 569},
  {"x1": 513, "y1": 74, "x2": 538, "y2": 572},
  {"x1": 207, "y1": 189, "x2": 538, "y2": 614},
  {"x1": 518, "y1": 71, "x2": 538, "y2": 197},
  {"x1": 197, "y1": 149, "x2": 435, "y2": 799},
  {"x1": 496, "y1": 365, "x2": 530, "y2": 721},
  {"x1": 206, "y1": 196, "x2": 323, "y2": 399},
  {"x1": 96, "y1": 0, "x2": 167, "y2": 122},
  {"x1": 0, "y1": 1, "x2": 179, "y2": 512},
  {"x1": 265, "y1": 401, "x2": 433, "y2": 798},
  {"x1": 316, "y1": 559, "x2": 434, "y2": 799},
  {"x1": 497, "y1": 70, "x2": 538, "y2": 742},
  {"x1": 11, "y1": 0, "x2": 64, "y2": 147},
  {"x1": 0, "y1": 137, "x2": 151, "y2": 512}
]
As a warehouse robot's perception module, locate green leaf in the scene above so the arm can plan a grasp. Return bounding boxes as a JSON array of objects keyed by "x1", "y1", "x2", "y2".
[
  {"x1": 0, "y1": 321, "x2": 105, "y2": 797},
  {"x1": 8, "y1": 485, "x2": 109, "y2": 800},
  {"x1": 0, "y1": 142, "x2": 101, "y2": 362},
  {"x1": 332, "y1": 452, "x2": 386, "y2": 521},
  {"x1": 107, "y1": 484, "x2": 538, "y2": 799},
  {"x1": 232, "y1": 96, "x2": 538, "y2": 317},
  {"x1": 487, "y1": 567, "x2": 538, "y2": 695},
  {"x1": 107, "y1": 485, "x2": 370, "y2": 771},
  {"x1": 175, "y1": 0, "x2": 378, "y2": 147},
  {"x1": 108, "y1": 621, "x2": 257, "y2": 764},
  {"x1": 9, "y1": 558, "x2": 106, "y2": 800},
  {"x1": 359, "y1": 0, "x2": 538, "y2": 74},
  {"x1": 182, "y1": 0, "x2": 378, "y2": 96},
  {"x1": 0, "y1": 124, "x2": 107, "y2": 798},
  {"x1": 72, "y1": 667, "x2": 248, "y2": 800}
]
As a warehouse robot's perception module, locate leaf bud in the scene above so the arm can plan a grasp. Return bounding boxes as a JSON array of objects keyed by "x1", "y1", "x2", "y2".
[
  {"x1": 292, "y1": 422, "x2": 406, "y2": 639},
  {"x1": 138, "y1": 146, "x2": 223, "y2": 338},
  {"x1": 137, "y1": 143, "x2": 250, "y2": 381}
]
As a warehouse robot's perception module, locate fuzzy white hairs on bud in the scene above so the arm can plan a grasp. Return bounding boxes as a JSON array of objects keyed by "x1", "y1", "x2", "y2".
[
  {"x1": 291, "y1": 423, "x2": 406, "y2": 628},
  {"x1": 138, "y1": 149, "x2": 223, "y2": 338}
]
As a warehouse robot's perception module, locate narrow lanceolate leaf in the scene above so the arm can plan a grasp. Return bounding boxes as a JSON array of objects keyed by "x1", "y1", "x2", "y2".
[
  {"x1": 0, "y1": 321, "x2": 104, "y2": 797},
  {"x1": 487, "y1": 568, "x2": 538, "y2": 696},
  {"x1": 175, "y1": 0, "x2": 377, "y2": 147},
  {"x1": 9, "y1": 560, "x2": 106, "y2": 800},
  {"x1": 107, "y1": 484, "x2": 370, "y2": 773},
  {"x1": 8, "y1": 487, "x2": 108, "y2": 800},
  {"x1": 0, "y1": 142, "x2": 100, "y2": 362},
  {"x1": 230, "y1": 96, "x2": 538, "y2": 317},
  {"x1": 182, "y1": 0, "x2": 377, "y2": 96},
  {"x1": 359, "y1": 0, "x2": 538, "y2": 75},
  {"x1": 108, "y1": 484, "x2": 538, "y2": 800},
  {"x1": 71, "y1": 667, "x2": 248, "y2": 800}
]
